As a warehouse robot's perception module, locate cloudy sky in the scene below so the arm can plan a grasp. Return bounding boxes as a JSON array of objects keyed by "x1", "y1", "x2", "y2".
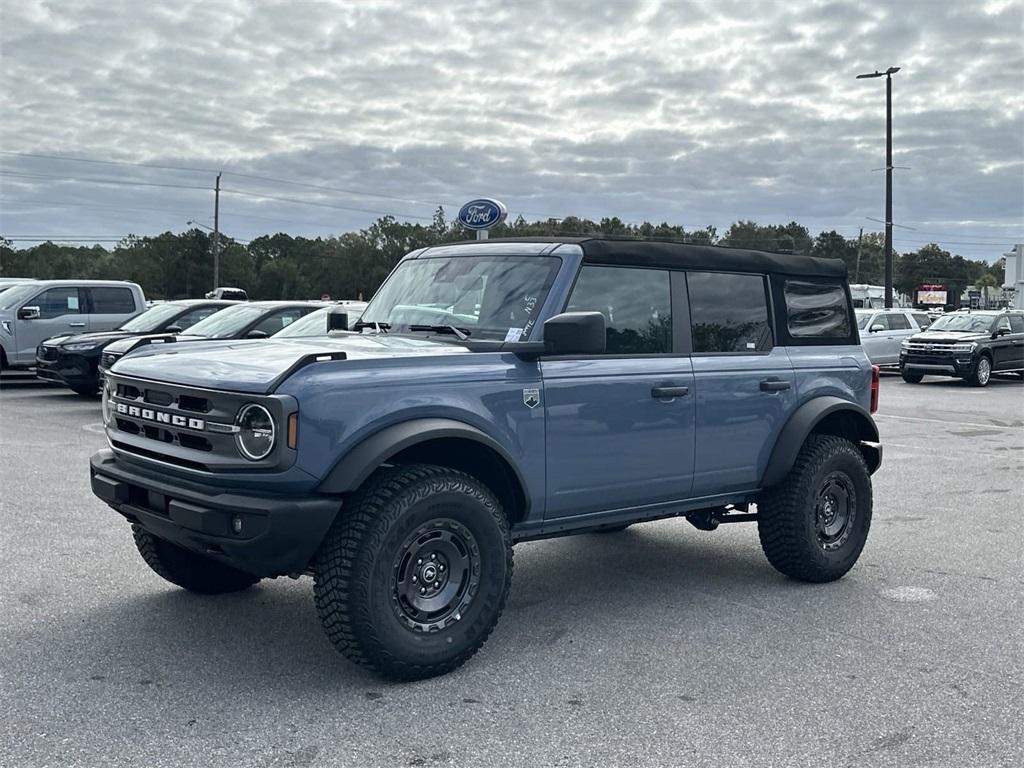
[{"x1": 1, "y1": 0, "x2": 1021, "y2": 260}]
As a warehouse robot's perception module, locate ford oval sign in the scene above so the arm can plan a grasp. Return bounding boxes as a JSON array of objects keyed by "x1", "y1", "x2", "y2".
[{"x1": 458, "y1": 198, "x2": 507, "y2": 231}]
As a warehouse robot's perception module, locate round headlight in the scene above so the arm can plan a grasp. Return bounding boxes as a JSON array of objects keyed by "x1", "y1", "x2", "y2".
[
  {"x1": 235, "y1": 403, "x2": 275, "y2": 460},
  {"x1": 101, "y1": 379, "x2": 112, "y2": 423}
]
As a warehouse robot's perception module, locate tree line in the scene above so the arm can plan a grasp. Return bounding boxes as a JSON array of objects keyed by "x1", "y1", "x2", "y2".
[{"x1": 0, "y1": 209, "x2": 1005, "y2": 302}]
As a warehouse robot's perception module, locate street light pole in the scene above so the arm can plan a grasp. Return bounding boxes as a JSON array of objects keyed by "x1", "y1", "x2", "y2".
[
  {"x1": 213, "y1": 172, "x2": 221, "y2": 291},
  {"x1": 857, "y1": 66, "x2": 900, "y2": 308}
]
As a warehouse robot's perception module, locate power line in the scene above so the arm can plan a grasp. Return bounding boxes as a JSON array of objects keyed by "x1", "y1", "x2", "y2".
[
  {"x1": 0, "y1": 150, "x2": 213, "y2": 175},
  {"x1": 0, "y1": 170, "x2": 211, "y2": 192},
  {"x1": 221, "y1": 187, "x2": 435, "y2": 221}
]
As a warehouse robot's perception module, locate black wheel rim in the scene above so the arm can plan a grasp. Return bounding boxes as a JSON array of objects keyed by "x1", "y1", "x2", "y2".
[
  {"x1": 814, "y1": 472, "x2": 856, "y2": 551},
  {"x1": 391, "y1": 517, "x2": 481, "y2": 632}
]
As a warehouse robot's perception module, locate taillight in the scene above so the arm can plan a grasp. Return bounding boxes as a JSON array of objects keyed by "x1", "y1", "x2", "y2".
[{"x1": 870, "y1": 364, "x2": 880, "y2": 414}]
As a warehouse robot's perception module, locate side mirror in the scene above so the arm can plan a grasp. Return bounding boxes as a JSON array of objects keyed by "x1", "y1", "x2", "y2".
[
  {"x1": 17, "y1": 305, "x2": 40, "y2": 320},
  {"x1": 994, "y1": 327, "x2": 1009, "y2": 338},
  {"x1": 543, "y1": 311, "x2": 606, "y2": 356},
  {"x1": 246, "y1": 329, "x2": 269, "y2": 339},
  {"x1": 328, "y1": 309, "x2": 349, "y2": 332},
  {"x1": 164, "y1": 325, "x2": 183, "y2": 334},
  {"x1": 870, "y1": 324, "x2": 885, "y2": 333}
]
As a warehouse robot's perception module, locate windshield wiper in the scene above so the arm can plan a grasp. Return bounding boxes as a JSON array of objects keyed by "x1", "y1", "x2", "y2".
[
  {"x1": 352, "y1": 320, "x2": 391, "y2": 333},
  {"x1": 409, "y1": 324, "x2": 471, "y2": 340}
]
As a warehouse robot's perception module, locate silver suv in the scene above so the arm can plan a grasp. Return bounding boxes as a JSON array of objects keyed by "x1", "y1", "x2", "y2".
[
  {"x1": 855, "y1": 308, "x2": 931, "y2": 367},
  {"x1": 0, "y1": 280, "x2": 146, "y2": 369}
]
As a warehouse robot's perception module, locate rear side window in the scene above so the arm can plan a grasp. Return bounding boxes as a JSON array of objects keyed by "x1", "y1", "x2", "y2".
[
  {"x1": 566, "y1": 266, "x2": 672, "y2": 354},
  {"x1": 688, "y1": 272, "x2": 772, "y2": 353},
  {"x1": 886, "y1": 313, "x2": 910, "y2": 330},
  {"x1": 1009, "y1": 315, "x2": 1024, "y2": 333},
  {"x1": 784, "y1": 281, "x2": 851, "y2": 338},
  {"x1": 34, "y1": 287, "x2": 82, "y2": 319},
  {"x1": 89, "y1": 287, "x2": 136, "y2": 314}
]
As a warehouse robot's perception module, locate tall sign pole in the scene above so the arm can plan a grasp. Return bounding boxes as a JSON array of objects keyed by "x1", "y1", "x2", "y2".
[
  {"x1": 213, "y1": 172, "x2": 222, "y2": 290},
  {"x1": 884, "y1": 72, "x2": 893, "y2": 308}
]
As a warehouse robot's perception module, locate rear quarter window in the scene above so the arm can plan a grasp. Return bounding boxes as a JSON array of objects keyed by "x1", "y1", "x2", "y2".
[{"x1": 784, "y1": 280, "x2": 852, "y2": 339}]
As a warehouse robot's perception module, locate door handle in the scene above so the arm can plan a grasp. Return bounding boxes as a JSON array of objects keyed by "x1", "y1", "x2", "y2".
[
  {"x1": 651, "y1": 386, "x2": 689, "y2": 399},
  {"x1": 68, "y1": 322, "x2": 86, "y2": 327},
  {"x1": 760, "y1": 379, "x2": 791, "y2": 392}
]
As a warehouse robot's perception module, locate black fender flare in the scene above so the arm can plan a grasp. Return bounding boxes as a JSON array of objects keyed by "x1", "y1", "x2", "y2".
[
  {"x1": 760, "y1": 397, "x2": 881, "y2": 488},
  {"x1": 317, "y1": 417, "x2": 528, "y2": 496}
]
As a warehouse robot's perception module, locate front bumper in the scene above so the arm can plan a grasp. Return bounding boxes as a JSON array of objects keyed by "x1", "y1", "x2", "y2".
[
  {"x1": 35, "y1": 349, "x2": 99, "y2": 390},
  {"x1": 900, "y1": 351, "x2": 976, "y2": 378},
  {"x1": 90, "y1": 448, "x2": 340, "y2": 577}
]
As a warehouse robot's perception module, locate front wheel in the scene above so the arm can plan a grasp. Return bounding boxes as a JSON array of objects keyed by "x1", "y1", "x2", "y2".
[
  {"x1": 967, "y1": 355, "x2": 992, "y2": 387},
  {"x1": 314, "y1": 465, "x2": 513, "y2": 680},
  {"x1": 757, "y1": 435, "x2": 872, "y2": 583},
  {"x1": 132, "y1": 525, "x2": 260, "y2": 594}
]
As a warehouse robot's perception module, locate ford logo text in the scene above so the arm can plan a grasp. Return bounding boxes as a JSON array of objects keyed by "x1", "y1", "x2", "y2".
[{"x1": 457, "y1": 198, "x2": 508, "y2": 230}]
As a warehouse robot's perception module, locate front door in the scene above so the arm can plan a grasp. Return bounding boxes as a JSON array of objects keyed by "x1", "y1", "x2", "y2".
[
  {"x1": 542, "y1": 266, "x2": 695, "y2": 519},
  {"x1": 685, "y1": 271, "x2": 796, "y2": 495},
  {"x1": 15, "y1": 286, "x2": 87, "y2": 365},
  {"x1": 992, "y1": 315, "x2": 1024, "y2": 370}
]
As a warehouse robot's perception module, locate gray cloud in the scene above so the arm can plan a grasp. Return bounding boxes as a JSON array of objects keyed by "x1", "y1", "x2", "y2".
[{"x1": 0, "y1": 0, "x2": 1021, "y2": 260}]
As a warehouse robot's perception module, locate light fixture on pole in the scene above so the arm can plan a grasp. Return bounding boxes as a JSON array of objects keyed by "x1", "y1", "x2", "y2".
[{"x1": 856, "y1": 66, "x2": 900, "y2": 308}]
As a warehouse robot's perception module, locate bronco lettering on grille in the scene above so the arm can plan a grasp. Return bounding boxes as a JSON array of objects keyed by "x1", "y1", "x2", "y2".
[{"x1": 115, "y1": 402, "x2": 205, "y2": 431}]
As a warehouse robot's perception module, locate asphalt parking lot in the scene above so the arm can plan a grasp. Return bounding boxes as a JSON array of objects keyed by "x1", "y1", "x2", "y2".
[{"x1": 2, "y1": 371, "x2": 1022, "y2": 768}]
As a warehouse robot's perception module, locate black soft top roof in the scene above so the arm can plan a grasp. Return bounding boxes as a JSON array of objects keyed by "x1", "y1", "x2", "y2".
[{"x1": 447, "y1": 237, "x2": 847, "y2": 279}]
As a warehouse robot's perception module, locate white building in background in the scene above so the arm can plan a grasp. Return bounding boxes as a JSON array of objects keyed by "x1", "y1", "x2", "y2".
[{"x1": 1004, "y1": 244, "x2": 1024, "y2": 309}]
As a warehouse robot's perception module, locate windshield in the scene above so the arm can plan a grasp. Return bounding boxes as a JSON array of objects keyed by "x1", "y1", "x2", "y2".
[
  {"x1": 0, "y1": 283, "x2": 42, "y2": 310},
  {"x1": 183, "y1": 303, "x2": 269, "y2": 338},
  {"x1": 119, "y1": 302, "x2": 188, "y2": 333},
  {"x1": 361, "y1": 255, "x2": 561, "y2": 341},
  {"x1": 274, "y1": 307, "x2": 331, "y2": 338},
  {"x1": 926, "y1": 314, "x2": 995, "y2": 333}
]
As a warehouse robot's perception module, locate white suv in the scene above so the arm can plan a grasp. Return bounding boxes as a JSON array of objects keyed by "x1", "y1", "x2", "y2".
[{"x1": 856, "y1": 308, "x2": 932, "y2": 367}]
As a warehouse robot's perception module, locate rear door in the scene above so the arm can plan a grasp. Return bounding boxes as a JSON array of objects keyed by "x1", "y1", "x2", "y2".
[
  {"x1": 687, "y1": 271, "x2": 795, "y2": 496},
  {"x1": 86, "y1": 286, "x2": 140, "y2": 332},
  {"x1": 15, "y1": 286, "x2": 87, "y2": 364},
  {"x1": 541, "y1": 265, "x2": 695, "y2": 518},
  {"x1": 884, "y1": 312, "x2": 915, "y2": 363},
  {"x1": 1007, "y1": 315, "x2": 1024, "y2": 369}
]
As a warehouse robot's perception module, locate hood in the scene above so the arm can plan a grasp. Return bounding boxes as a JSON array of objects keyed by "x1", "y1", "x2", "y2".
[
  {"x1": 103, "y1": 332, "x2": 176, "y2": 354},
  {"x1": 909, "y1": 331, "x2": 989, "y2": 344},
  {"x1": 110, "y1": 333, "x2": 468, "y2": 394},
  {"x1": 42, "y1": 329, "x2": 138, "y2": 349}
]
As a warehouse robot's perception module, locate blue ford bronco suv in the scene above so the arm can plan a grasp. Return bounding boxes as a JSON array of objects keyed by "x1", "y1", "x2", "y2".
[{"x1": 90, "y1": 238, "x2": 882, "y2": 679}]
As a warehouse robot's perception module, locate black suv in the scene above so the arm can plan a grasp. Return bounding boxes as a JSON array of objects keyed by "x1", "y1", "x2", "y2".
[
  {"x1": 35, "y1": 300, "x2": 237, "y2": 396},
  {"x1": 899, "y1": 310, "x2": 1024, "y2": 386}
]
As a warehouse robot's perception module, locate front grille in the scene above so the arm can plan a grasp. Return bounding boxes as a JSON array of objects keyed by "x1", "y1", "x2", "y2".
[
  {"x1": 37, "y1": 345, "x2": 59, "y2": 361},
  {"x1": 104, "y1": 372, "x2": 291, "y2": 472},
  {"x1": 904, "y1": 342, "x2": 961, "y2": 354}
]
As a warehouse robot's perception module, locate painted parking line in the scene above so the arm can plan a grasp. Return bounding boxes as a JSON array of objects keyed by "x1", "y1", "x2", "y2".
[{"x1": 875, "y1": 413, "x2": 1024, "y2": 430}]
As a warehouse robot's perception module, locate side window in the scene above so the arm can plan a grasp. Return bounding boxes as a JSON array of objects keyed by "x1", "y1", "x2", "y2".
[
  {"x1": 89, "y1": 287, "x2": 136, "y2": 314},
  {"x1": 887, "y1": 313, "x2": 911, "y2": 330},
  {"x1": 565, "y1": 266, "x2": 671, "y2": 354},
  {"x1": 1009, "y1": 315, "x2": 1024, "y2": 334},
  {"x1": 34, "y1": 287, "x2": 82, "y2": 319},
  {"x1": 912, "y1": 313, "x2": 931, "y2": 329},
  {"x1": 784, "y1": 280, "x2": 852, "y2": 338},
  {"x1": 996, "y1": 315, "x2": 1012, "y2": 333},
  {"x1": 869, "y1": 314, "x2": 890, "y2": 331},
  {"x1": 174, "y1": 306, "x2": 222, "y2": 330},
  {"x1": 689, "y1": 272, "x2": 772, "y2": 353},
  {"x1": 251, "y1": 307, "x2": 316, "y2": 337}
]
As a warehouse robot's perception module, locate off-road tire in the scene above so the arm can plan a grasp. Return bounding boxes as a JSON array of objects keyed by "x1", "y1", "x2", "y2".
[
  {"x1": 757, "y1": 435, "x2": 872, "y2": 583},
  {"x1": 900, "y1": 371, "x2": 923, "y2": 384},
  {"x1": 967, "y1": 355, "x2": 992, "y2": 387},
  {"x1": 132, "y1": 525, "x2": 260, "y2": 594},
  {"x1": 314, "y1": 464, "x2": 513, "y2": 680}
]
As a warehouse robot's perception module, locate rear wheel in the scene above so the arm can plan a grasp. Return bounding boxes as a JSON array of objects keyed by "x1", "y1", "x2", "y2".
[
  {"x1": 967, "y1": 355, "x2": 992, "y2": 387},
  {"x1": 314, "y1": 465, "x2": 513, "y2": 680},
  {"x1": 132, "y1": 525, "x2": 260, "y2": 594},
  {"x1": 900, "y1": 370, "x2": 923, "y2": 384},
  {"x1": 757, "y1": 435, "x2": 872, "y2": 583}
]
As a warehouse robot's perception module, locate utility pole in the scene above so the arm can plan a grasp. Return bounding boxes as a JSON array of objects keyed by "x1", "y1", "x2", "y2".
[
  {"x1": 855, "y1": 227, "x2": 863, "y2": 283},
  {"x1": 856, "y1": 66, "x2": 900, "y2": 308},
  {"x1": 212, "y1": 172, "x2": 221, "y2": 290}
]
